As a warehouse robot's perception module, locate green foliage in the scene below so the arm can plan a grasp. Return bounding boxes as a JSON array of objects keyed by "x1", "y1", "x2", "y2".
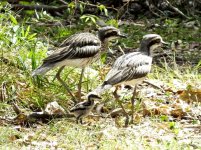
[
  {"x1": 67, "y1": 1, "x2": 76, "y2": 15},
  {"x1": 0, "y1": 4, "x2": 201, "y2": 149},
  {"x1": 80, "y1": 14, "x2": 99, "y2": 24},
  {"x1": 98, "y1": 4, "x2": 108, "y2": 16},
  {"x1": 106, "y1": 19, "x2": 119, "y2": 27}
]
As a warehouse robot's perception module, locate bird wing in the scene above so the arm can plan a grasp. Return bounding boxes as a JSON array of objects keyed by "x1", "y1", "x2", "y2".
[
  {"x1": 43, "y1": 33, "x2": 101, "y2": 63},
  {"x1": 104, "y1": 52, "x2": 152, "y2": 86},
  {"x1": 70, "y1": 100, "x2": 92, "y2": 112}
]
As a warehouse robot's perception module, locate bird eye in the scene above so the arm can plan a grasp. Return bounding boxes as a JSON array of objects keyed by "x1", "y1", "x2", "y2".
[
  {"x1": 106, "y1": 31, "x2": 117, "y2": 37},
  {"x1": 154, "y1": 39, "x2": 161, "y2": 43}
]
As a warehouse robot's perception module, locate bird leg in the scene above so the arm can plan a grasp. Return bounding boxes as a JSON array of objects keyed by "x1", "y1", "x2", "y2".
[
  {"x1": 80, "y1": 118, "x2": 83, "y2": 124},
  {"x1": 77, "y1": 68, "x2": 85, "y2": 101},
  {"x1": 76, "y1": 115, "x2": 83, "y2": 124},
  {"x1": 113, "y1": 87, "x2": 129, "y2": 127},
  {"x1": 56, "y1": 66, "x2": 77, "y2": 103},
  {"x1": 131, "y1": 85, "x2": 137, "y2": 124}
]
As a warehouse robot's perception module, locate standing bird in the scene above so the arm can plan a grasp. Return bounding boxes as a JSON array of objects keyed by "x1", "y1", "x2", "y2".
[
  {"x1": 32, "y1": 26, "x2": 126, "y2": 102},
  {"x1": 95, "y1": 34, "x2": 167, "y2": 126},
  {"x1": 69, "y1": 93, "x2": 101, "y2": 124}
]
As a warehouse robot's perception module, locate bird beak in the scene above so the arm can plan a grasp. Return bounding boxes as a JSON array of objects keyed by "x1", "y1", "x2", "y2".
[
  {"x1": 96, "y1": 96, "x2": 102, "y2": 100},
  {"x1": 118, "y1": 33, "x2": 127, "y2": 38},
  {"x1": 161, "y1": 40, "x2": 169, "y2": 45}
]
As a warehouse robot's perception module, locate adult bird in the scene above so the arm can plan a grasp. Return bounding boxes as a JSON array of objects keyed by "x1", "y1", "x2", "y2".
[
  {"x1": 32, "y1": 26, "x2": 126, "y2": 102},
  {"x1": 69, "y1": 92, "x2": 101, "y2": 124},
  {"x1": 95, "y1": 34, "x2": 167, "y2": 126}
]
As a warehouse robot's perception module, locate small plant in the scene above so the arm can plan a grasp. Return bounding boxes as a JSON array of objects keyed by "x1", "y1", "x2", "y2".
[{"x1": 80, "y1": 14, "x2": 99, "y2": 24}]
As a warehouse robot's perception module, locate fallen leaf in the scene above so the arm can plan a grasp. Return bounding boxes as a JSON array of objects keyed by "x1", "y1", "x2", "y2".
[{"x1": 179, "y1": 88, "x2": 201, "y2": 103}]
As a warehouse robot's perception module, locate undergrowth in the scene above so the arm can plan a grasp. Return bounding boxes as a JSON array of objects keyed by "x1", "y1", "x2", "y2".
[{"x1": 0, "y1": 3, "x2": 201, "y2": 149}]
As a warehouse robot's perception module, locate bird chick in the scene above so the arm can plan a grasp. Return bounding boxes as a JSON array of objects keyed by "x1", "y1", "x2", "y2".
[{"x1": 70, "y1": 93, "x2": 102, "y2": 124}]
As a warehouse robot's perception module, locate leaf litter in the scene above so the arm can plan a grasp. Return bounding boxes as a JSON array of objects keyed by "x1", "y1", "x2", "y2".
[{"x1": 1, "y1": 77, "x2": 201, "y2": 149}]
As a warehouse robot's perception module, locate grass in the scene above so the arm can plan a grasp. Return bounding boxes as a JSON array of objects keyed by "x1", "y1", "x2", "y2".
[
  {"x1": 0, "y1": 3, "x2": 201, "y2": 149},
  {"x1": 1, "y1": 118, "x2": 200, "y2": 149}
]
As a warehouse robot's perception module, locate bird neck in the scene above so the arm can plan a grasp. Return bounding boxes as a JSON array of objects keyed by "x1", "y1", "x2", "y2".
[
  {"x1": 139, "y1": 42, "x2": 154, "y2": 56},
  {"x1": 100, "y1": 40, "x2": 109, "y2": 52},
  {"x1": 87, "y1": 98, "x2": 94, "y2": 105},
  {"x1": 98, "y1": 31, "x2": 111, "y2": 45},
  {"x1": 99, "y1": 36, "x2": 109, "y2": 44}
]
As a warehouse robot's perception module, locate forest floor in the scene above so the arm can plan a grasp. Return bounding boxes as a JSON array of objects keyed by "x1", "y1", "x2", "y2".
[{"x1": 0, "y1": 4, "x2": 201, "y2": 149}]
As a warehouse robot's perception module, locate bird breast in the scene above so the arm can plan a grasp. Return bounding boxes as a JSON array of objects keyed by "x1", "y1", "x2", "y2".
[
  {"x1": 56, "y1": 55, "x2": 99, "y2": 68},
  {"x1": 120, "y1": 77, "x2": 146, "y2": 86}
]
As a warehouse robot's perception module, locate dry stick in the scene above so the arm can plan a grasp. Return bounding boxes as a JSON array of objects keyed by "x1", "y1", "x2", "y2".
[
  {"x1": 12, "y1": 103, "x2": 22, "y2": 115},
  {"x1": 78, "y1": 1, "x2": 118, "y2": 12},
  {"x1": 164, "y1": 0, "x2": 189, "y2": 19},
  {"x1": 117, "y1": 0, "x2": 131, "y2": 19},
  {"x1": 11, "y1": 2, "x2": 118, "y2": 15},
  {"x1": 146, "y1": 2, "x2": 162, "y2": 18},
  {"x1": 11, "y1": 4, "x2": 69, "y2": 12},
  {"x1": 12, "y1": 103, "x2": 74, "y2": 122},
  {"x1": 143, "y1": 80, "x2": 165, "y2": 93},
  {"x1": 57, "y1": 0, "x2": 68, "y2": 5},
  {"x1": 7, "y1": 0, "x2": 33, "y2": 3}
]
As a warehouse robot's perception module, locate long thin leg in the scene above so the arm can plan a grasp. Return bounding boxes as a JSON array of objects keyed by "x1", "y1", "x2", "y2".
[
  {"x1": 113, "y1": 87, "x2": 129, "y2": 127},
  {"x1": 78, "y1": 68, "x2": 85, "y2": 101},
  {"x1": 56, "y1": 66, "x2": 77, "y2": 103},
  {"x1": 131, "y1": 85, "x2": 137, "y2": 124},
  {"x1": 76, "y1": 115, "x2": 83, "y2": 124}
]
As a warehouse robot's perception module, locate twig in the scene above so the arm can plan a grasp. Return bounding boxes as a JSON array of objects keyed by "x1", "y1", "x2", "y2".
[
  {"x1": 78, "y1": 1, "x2": 118, "y2": 12},
  {"x1": 57, "y1": 0, "x2": 68, "y2": 5},
  {"x1": 12, "y1": 103, "x2": 74, "y2": 125},
  {"x1": 164, "y1": 0, "x2": 189, "y2": 19},
  {"x1": 10, "y1": 1, "x2": 118, "y2": 16},
  {"x1": 11, "y1": 4, "x2": 69, "y2": 12},
  {"x1": 146, "y1": 1, "x2": 162, "y2": 18},
  {"x1": 12, "y1": 103, "x2": 22, "y2": 115},
  {"x1": 143, "y1": 80, "x2": 165, "y2": 93},
  {"x1": 117, "y1": 0, "x2": 131, "y2": 19}
]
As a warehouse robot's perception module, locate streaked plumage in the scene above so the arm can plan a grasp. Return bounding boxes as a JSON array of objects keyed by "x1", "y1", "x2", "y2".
[
  {"x1": 97, "y1": 34, "x2": 166, "y2": 92},
  {"x1": 95, "y1": 34, "x2": 167, "y2": 126},
  {"x1": 70, "y1": 93, "x2": 101, "y2": 124},
  {"x1": 32, "y1": 26, "x2": 125, "y2": 76},
  {"x1": 32, "y1": 26, "x2": 125, "y2": 102}
]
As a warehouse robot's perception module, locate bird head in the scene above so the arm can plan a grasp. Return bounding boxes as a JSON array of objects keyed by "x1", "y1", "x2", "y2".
[
  {"x1": 87, "y1": 92, "x2": 102, "y2": 101},
  {"x1": 98, "y1": 26, "x2": 126, "y2": 42},
  {"x1": 140, "y1": 34, "x2": 168, "y2": 52}
]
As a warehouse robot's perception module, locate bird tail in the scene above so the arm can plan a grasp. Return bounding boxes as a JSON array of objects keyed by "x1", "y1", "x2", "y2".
[
  {"x1": 32, "y1": 63, "x2": 55, "y2": 76},
  {"x1": 93, "y1": 84, "x2": 113, "y2": 95}
]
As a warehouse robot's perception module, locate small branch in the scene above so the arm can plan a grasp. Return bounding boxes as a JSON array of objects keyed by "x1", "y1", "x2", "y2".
[
  {"x1": 11, "y1": 4, "x2": 69, "y2": 12},
  {"x1": 164, "y1": 0, "x2": 189, "y2": 19},
  {"x1": 78, "y1": 1, "x2": 118, "y2": 12},
  {"x1": 145, "y1": 1, "x2": 163, "y2": 17},
  {"x1": 11, "y1": 103, "x2": 74, "y2": 126},
  {"x1": 57, "y1": 0, "x2": 68, "y2": 5},
  {"x1": 143, "y1": 80, "x2": 165, "y2": 93},
  {"x1": 12, "y1": 103, "x2": 22, "y2": 115}
]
